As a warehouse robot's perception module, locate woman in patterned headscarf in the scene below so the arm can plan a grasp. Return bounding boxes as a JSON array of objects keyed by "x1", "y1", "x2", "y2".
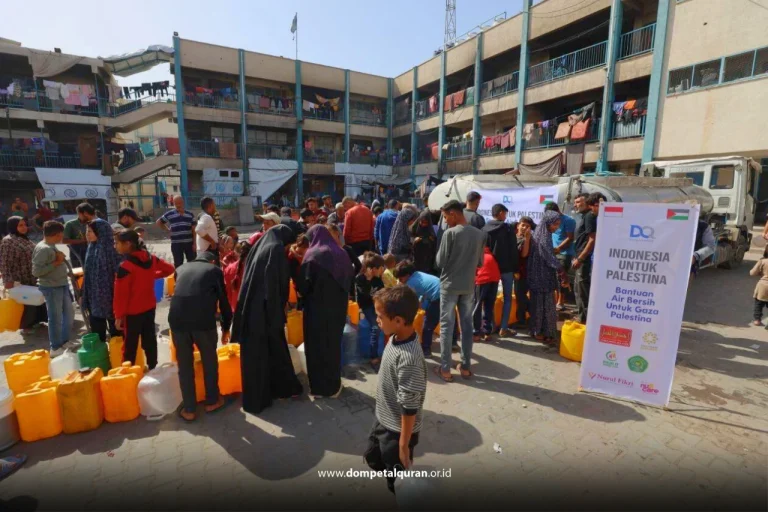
[
  {"x1": 82, "y1": 219, "x2": 121, "y2": 341},
  {"x1": 526, "y1": 210, "x2": 565, "y2": 343},
  {"x1": 0, "y1": 217, "x2": 46, "y2": 328},
  {"x1": 386, "y1": 207, "x2": 418, "y2": 262}
]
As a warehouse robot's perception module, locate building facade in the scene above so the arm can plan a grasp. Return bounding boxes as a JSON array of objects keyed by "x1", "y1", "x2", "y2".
[{"x1": 1, "y1": 0, "x2": 766, "y2": 215}]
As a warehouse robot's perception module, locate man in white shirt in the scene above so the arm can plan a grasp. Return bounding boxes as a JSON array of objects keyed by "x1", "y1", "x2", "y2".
[{"x1": 196, "y1": 197, "x2": 219, "y2": 255}]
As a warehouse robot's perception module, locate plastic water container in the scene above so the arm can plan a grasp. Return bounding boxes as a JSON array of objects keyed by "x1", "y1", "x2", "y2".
[
  {"x1": 296, "y1": 343, "x2": 308, "y2": 374},
  {"x1": 50, "y1": 350, "x2": 80, "y2": 380},
  {"x1": 4, "y1": 350, "x2": 50, "y2": 395},
  {"x1": 0, "y1": 388, "x2": 20, "y2": 450},
  {"x1": 341, "y1": 322, "x2": 360, "y2": 367},
  {"x1": 0, "y1": 297, "x2": 24, "y2": 333},
  {"x1": 14, "y1": 377, "x2": 62, "y2": 442},
  {"x1": 347, "y1": 301, "x2": 360, "y2": 326},
  {"x1": 7, "y1": 285, "x2": 45, "y2": 306},
  {"x1": 109, "y1": 336, "x2": 145, "y2": 370},
  {"x1": 413, "y1": 309, "x2": 425, "y2": 335},
  {"x1": 100, "y1": 363, "x2": 142, "y2": 423},
  {"x1": 77, "y1": 333, "x2": 110, "y2": 374},
  {"x1": 57, "y1": 368, "x2": 104, "y2": 434},
  {"x1": 165, "y1": 274, "x2": 175, "y2": 297},
  {"x1": 137, "y1": 363, "x2": 183, "y2": 420},
  {"x1": 286, "y1": 310, "x2": 304, "y2": 347},
  {"x1": 154, "y1": 278, "x2": 164, "y2": 303},
  {"x1": 560, "y1": 321, "x2": 586, "y2": 362},
  {"x1": 217, "y1": 344, "x2": 242, "y2": 396},
  {"x1": 288, "y1": 281, "x2": 297, "y2": 304},
  {"x1": 168, "y1": 331, "x2": 199, "y2": 363},
  {"x1": 288, "y1": 344, "x2": 302, "y2": 375},
  {"x1": 356, "y1": 317, "x2": 385, "y2": 360}
]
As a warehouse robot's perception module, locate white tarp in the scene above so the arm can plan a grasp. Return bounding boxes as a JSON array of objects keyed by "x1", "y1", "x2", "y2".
[
  {"x1": 248, "y1": 169, "x2": 297, "y2": 206},
  {"x1": 578, "y1": 202, "x2": 699, "y2": 407},
  {"x1": 335, "y1": 163, "x2": 393, "y2": 198},
  {"x1": 473, "y1": 185, "x2": 559, "y2": 224},
  {"x1": 248, "y1": 159, "x2": 298, "y2": 171},
  {"x1": 35, "y1": 168, "x2": 112, "y2": 201}
]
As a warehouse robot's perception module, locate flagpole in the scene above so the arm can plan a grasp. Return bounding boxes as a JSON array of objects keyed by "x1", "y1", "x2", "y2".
[{"x1": 295, "y1": 12, "x2": 298, "y2": 61}]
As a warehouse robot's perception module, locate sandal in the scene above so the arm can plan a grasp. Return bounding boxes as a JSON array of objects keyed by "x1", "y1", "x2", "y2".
[
  {"x1": 753, "y1": 320, "x2": 764, "y2": 327},
  {"x1": 177, "y1": 406, "x2": 196, "y2": 423},
  {"x1": 433, "y1": 366, "x2": 453, "y2": 382},
  {"x1": 456, "y1": 363, "x2": 473, "y2": 380},
  {"x1": 0, "y1": 454, "x2": 27, "y2": 482},
  {"x1": 205, "y1": 396, "x2": 234, "y2": 414}
]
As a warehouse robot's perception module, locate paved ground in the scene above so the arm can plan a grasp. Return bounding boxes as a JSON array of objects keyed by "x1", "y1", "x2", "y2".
[{"x1": 0, "y1": 227, "x2": 766, "y2": 511}]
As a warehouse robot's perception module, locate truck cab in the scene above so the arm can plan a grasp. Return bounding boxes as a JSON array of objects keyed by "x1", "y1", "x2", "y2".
[{"x1": 643, "y1": 156, "x2": 761, "y2": 268}]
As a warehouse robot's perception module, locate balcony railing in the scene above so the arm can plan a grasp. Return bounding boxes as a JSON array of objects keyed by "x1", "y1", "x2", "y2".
[
  {"x1": 444, "y1": 140, "x2": 473, "y2": 161},
  {"x1": 350, "y1": 102, "x2": 387, "y2": 126},
  {"x1": 529, "y1": 41, "x2": 608, "y2": 87},
  {"x1": 523, "y1": 120, "x2": 600, "y2": 150},
  {"x1": 619, "y1": 24, "x2": 656, "y2": 60},
  {"x1": 415, "y1": 95, "x2": 440, "y2": 121},
  {"x1": 349, "y1": 152, "x2": 389, "y2": 165},
  {"x1": 115, "y1": 139, "x2": 164, "y2": 172},
  {"x1": 100, "y1": 94, "x2": 176, "y2": 117},
  {"x1": 415, "y1": 150, "x2": 438, "y2": 164},
  {"x1": 183, "y1": 92, "x2": 240, "y2": 111},
  {"x1": 303, "y1": 149, "x2": 338, "y2": 163},
  {"x1": 247, "y1": 144, "x2": 296, "y2": 160},
  {"x1": 481, "y1": 71, "x2": 520, "y2": 101},
  {"x1": 0, "y1": 143, "x2": 102, "y2": 170},
  {"x1": 392, "y1": 153, "x2": 411, "y2": 166},
  {"x1": 612, "y1": 115, "x2": 646, "y2": 139},
  {"x1": 187, "y1": 140, "x2": 244, "y2": 159},
  {"x1": 303, "y1": 107, "x2": 344, "y2": 122},
  {"x1": 246, "y1": 95, "x2": 294, "y2": 117},
  {"x1": 480, "y1": 145, "x2": 515, "y2": 157}
]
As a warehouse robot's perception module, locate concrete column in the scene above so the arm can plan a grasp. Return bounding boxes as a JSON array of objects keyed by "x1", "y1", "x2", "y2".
[
  {"x1": 596, "y1": 0, "x2": 623, "y2": 174},
  {"x1": 410, "y1": 67, "x2": 419, "y2": 184},
  {"x1": 295, "y1": 60, "x2": 304, "y2": 202},
  {"x1": 387, "y1": 78, "x2": 393, "y2": 158},
  {"x1": 642, "y1": 0, "x2": 671, "y2": 164},
  {"x1": 238, "y1": 49, "x2": 250, "y2": 195},
  {"x1": 173, "y1": 35, "x2": 189, "y2": 200},
  {"x1": 437, "y1": 50, "x2": 447, "y2": 175},
  {"x1": 344, "y1": 69, "x2": 350, "y2": 163},
  {"x1": 472, "y1": 33, "x2": 483, "y2": 175},
  {"x1": 515, "y1": 0, "x2": 533, "y2": 168}
]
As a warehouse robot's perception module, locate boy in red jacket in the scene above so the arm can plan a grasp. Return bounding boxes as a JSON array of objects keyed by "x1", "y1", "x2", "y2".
[
  {"x1": 114, "y1": 230, "x2": 175, "y2": 370},
  {"x1": 473, "y1": 246, "x2": 500, "y2": 341}
]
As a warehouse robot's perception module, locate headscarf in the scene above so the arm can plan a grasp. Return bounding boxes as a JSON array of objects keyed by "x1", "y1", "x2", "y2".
[
  {"x1": 410, "y1": 209, "x2": 435, "y2": 239},
  {"x1": 6, "y1": 217, "x2": 27, "y2": 238},
  {"x1": 232, "y1": 225, "x2": 295, "y2": 343},
  {"x1": 410, "y1": 209, "x2": 438, "y2": 273},
  {"x1": 371, "y1": 199, "x2": 381, "y2": 210},
  {"x1": 387, "y1": 207, "x2": 418, "y2": 256},
  {"x1": 527, "y1": 210, "x2": 562, "y2": 292},
  {"x1": 82, "y1": 219, "x2": 120, "y2": 319},
  {"x1": 303, "y1": 225, "x2": 353, "y2": 291}
]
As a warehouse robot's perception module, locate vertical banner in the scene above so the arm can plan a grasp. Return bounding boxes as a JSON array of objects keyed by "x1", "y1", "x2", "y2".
[
  {"x1": 578, "y1": 202, "x2": 699, "y2": 407},
  {"x1": 473, "y1": 186, "x2": 559, "y2": 224}
]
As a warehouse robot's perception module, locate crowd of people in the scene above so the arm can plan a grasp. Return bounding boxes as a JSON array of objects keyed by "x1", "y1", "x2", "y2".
[{"x1": 0, "y1": 189, "x2": 619, "y2": 493}]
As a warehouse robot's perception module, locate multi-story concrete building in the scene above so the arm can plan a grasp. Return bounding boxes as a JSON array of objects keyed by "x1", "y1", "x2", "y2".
[{"x1": 1, "y1": 0, "x2": 767, "y2": 219}]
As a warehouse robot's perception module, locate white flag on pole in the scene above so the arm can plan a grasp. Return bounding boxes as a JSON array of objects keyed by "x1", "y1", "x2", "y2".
[{"x1": 291, "y1": 14, "x2": 298, "y2": 38}]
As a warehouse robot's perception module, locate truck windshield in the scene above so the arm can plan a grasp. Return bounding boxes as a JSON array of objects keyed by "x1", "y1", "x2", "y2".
[{"x1": 671, "y1": 171, "x2": 704, "y2": 186}]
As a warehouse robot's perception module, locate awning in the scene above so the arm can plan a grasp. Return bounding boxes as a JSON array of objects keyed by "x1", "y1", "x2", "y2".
[
  {"x1": 35, "y1": 168, "x2": 112, "y2": 201},
  {"x1": 362, "y1": 176, "x2": 413, "y2": 186},
  {"x1": 101, "y1": 45, "x2": 174, "y2": 77}
]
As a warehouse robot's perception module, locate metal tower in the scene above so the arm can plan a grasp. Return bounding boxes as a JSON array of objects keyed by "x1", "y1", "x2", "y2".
[{"x1": 445, "y1": 0, "x2": 457, "y2": 47}]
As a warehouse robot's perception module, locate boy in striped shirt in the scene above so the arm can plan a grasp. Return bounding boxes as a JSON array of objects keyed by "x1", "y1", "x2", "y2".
[{"x1": 364, "y1": 286, "x2": 427, "y2": 493}]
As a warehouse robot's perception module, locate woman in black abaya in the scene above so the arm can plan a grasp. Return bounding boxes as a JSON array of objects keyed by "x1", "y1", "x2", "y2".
[
  {"x1": 296, "y1": 225, "x2": 353, "y2": 398},
  {"x1": 232, "y1": 225, "x2": 302, "y2": 414}
]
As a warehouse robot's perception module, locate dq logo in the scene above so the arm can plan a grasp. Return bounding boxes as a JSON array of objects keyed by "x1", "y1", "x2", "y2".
[
  {"x1": 629, "y1": 225, "x2": 655, "y2": 240},
  {"x1": 502, "y1": 196, "x2": 514, "y2": 204}
]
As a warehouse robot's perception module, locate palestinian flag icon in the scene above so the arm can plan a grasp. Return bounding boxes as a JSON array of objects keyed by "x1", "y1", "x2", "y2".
[
  {"x1": 604, "y1": 206, "x2": 623, "y2": 217},
  {"x1": 539, "y1": 195, "x2": 554, "y2": 204},
  {"x1": 667, "y1": 209, "x2": 689, "y2": 221}
]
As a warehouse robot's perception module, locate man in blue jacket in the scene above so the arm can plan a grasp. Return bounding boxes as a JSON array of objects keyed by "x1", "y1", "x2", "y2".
[{"x1": 374, "y1": 199, "x2": 400, "y2": 254}]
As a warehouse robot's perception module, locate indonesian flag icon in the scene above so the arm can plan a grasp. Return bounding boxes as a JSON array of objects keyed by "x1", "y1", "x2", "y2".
[{"x1": 603, "y1": 206, "x2": 624, "y2": 217}]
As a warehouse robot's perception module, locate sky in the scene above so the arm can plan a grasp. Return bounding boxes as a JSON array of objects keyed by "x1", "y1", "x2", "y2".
[{"x1": 6, "y1": 0, "x2": 526, "y2": 88}]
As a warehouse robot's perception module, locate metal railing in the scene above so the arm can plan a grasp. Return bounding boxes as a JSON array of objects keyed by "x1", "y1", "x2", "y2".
[
  {"x1": 523, "y1": 120, "x2": 600, "y2": 150},
  {"x1": 612, "y1": 114, "x2": 646, "y2": 139},
  {"x1": 392, "y1": 153, "x2": 411, "y2": 166},
  {"x1": 246, "y1": 96, "x2": 295, "y2": 117},
  {"x1": 415, "y1": 95, "x2": 440, "y2": 121},
  {"x1": 619, "y1": 24, "x2": 656, "y2": 60},
  {"x1": 529, "y1": 41, "x2": 607, "y2": 87},
  {"x1": 115, "y1": 139, "x2": 164, "y2": 172},
  {"x1": 100, "y1": 94, "x2": 176, "y2": 117},
  {"x1": 37, "y1": 92, "x2": 100, "y2": 116},
  {"x1": 303, "y1": 107, "x2": 344, "y2": 122},
  {"x1": 480, "y1": 145, "x2": 515, "y2": 157},
  {"x1": 0, "y1": 144, "x2": 102, "y2": 170},
  {"x1": 187, "y1": 140, "x2": 244, "y2": 159},
  {"x1": 302, "y1": 150, "x2": 338, "y2": 163},
  {"x1": 246, "y1": 144, "x2": 296, "y2": 160},
  {"x1": 444, "y1": 140, "x2": 473, "y2": 161},
  {"x1": 415, "y1": 150, "x2": 438, "y2": 164},
  {"x1": 481, "y1": 71, "x2": 520, "y2": 101},
  {"x1": 183, "y1": 92, "x2": 240, "y2": 111},
  {"x1": 349, "y1": 152, "x2": 389, "y2": 165},
  {"x1": 350, "y1": 102, "x2": 387, "y2": 126}
]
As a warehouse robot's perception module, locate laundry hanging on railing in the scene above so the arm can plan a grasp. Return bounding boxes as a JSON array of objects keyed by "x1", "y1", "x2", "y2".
[
  {"x1": 481, "y1": 125, "x2": 515, "y2": 151},
  {"x1": 569, "y1": 119, "x2": 591, "y2": 141},
  {"x1": 614, "y1": 97, "x2": 647, "y2": 124}
]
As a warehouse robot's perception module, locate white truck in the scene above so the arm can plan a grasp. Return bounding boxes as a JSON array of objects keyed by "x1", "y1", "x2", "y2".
[{"x1": 428, "y1": 156, "x2": 761, "y2": 270}]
